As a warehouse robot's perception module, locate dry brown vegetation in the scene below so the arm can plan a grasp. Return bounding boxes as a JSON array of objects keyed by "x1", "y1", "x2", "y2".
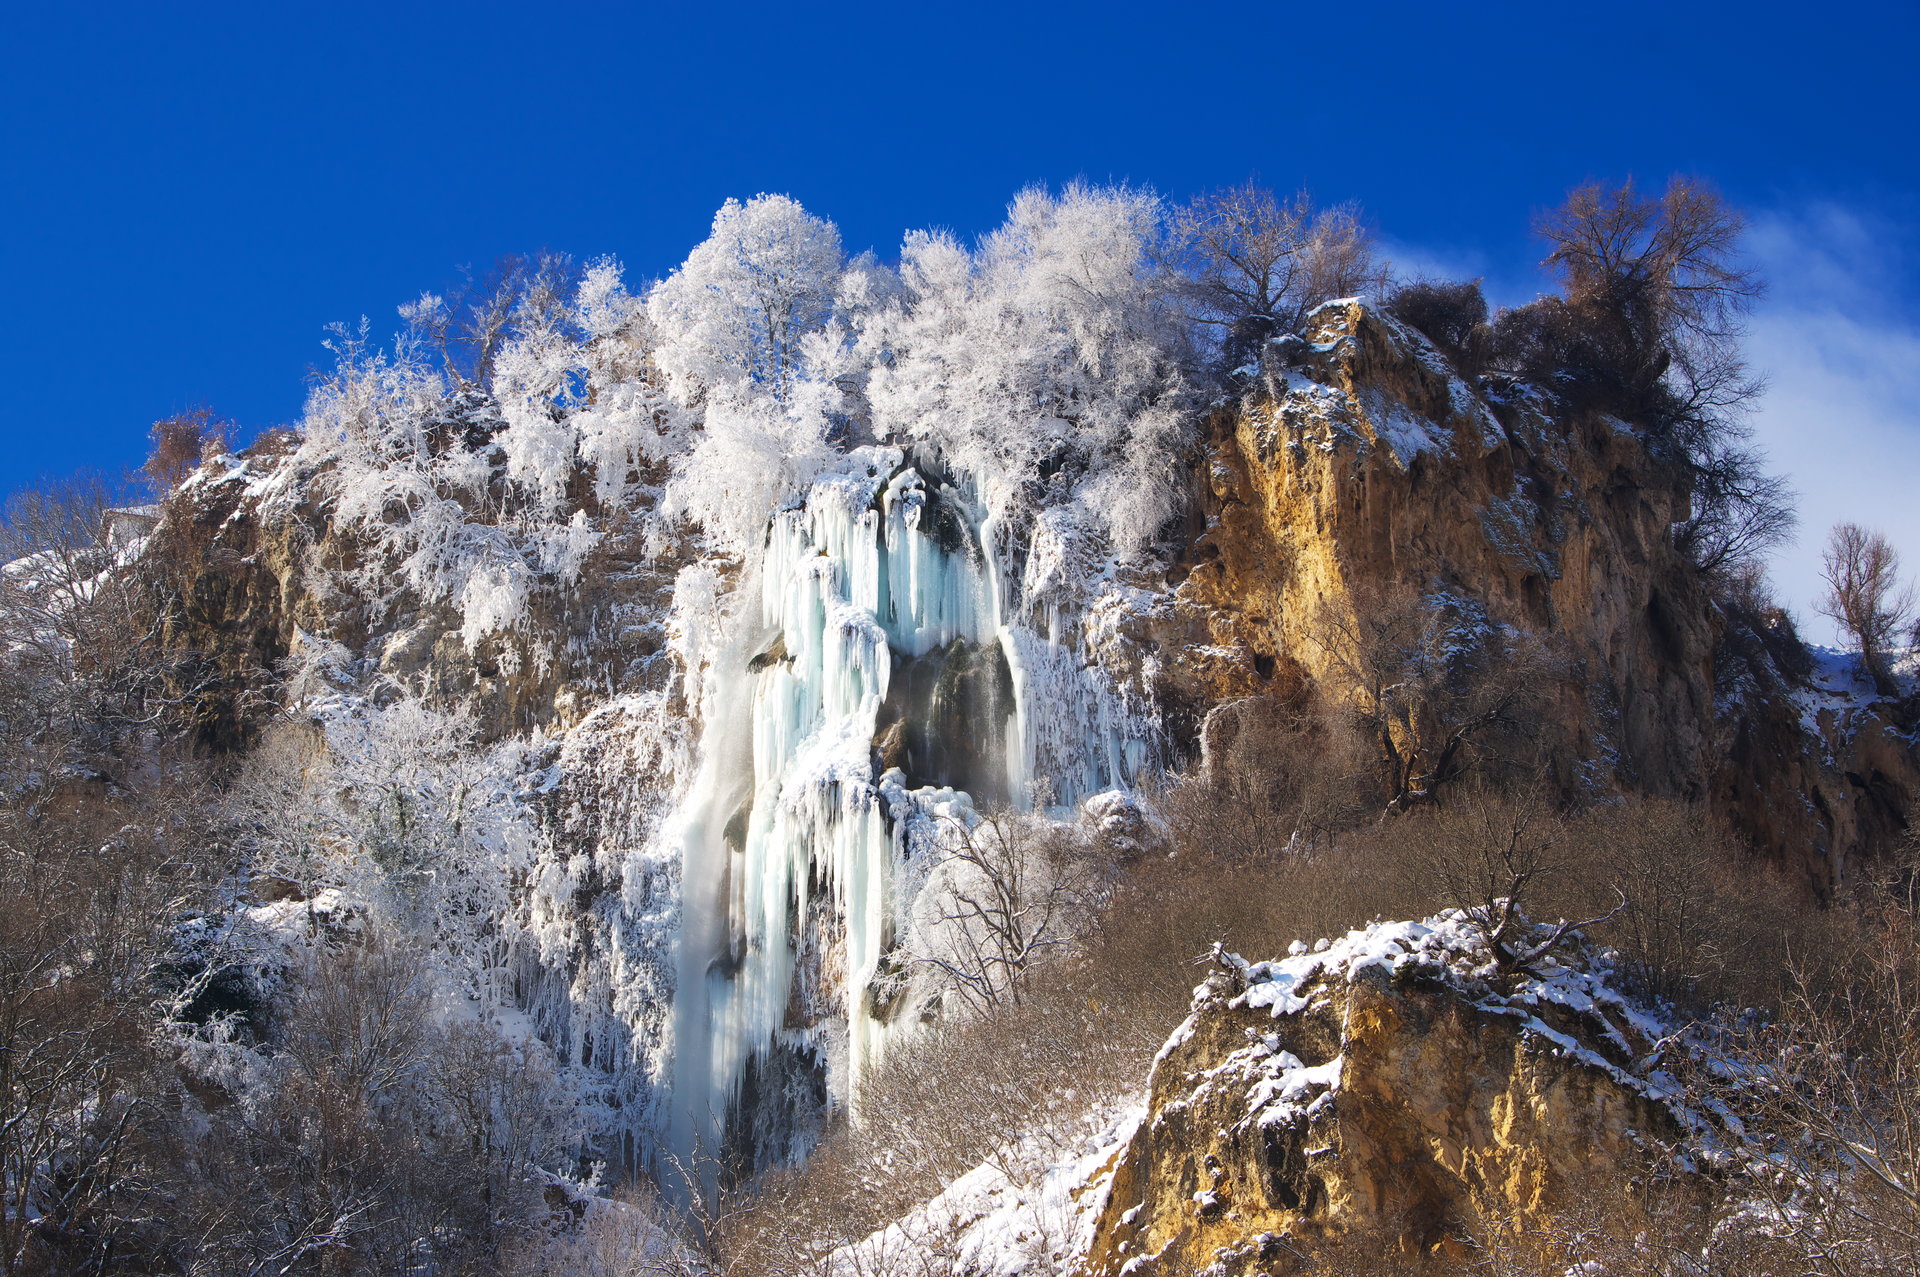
[{"x1": 144, "y1": 408, "x2": 232, "y2": 490}]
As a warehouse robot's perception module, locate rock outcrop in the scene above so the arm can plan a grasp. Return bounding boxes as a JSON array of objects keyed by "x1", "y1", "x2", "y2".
[
  {"x1": 1169, "y1": 299, "x2": 1715, "y2": 801},
  {"x1": 1084, "y1": 914, "x2": 1698, "y2": 1274},
  {"x1": 1714, "y1": 628, "x2": 1920, "y2": 894}
]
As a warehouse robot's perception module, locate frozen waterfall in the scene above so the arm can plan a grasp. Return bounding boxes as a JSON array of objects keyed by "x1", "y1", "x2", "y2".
[{"x1": 666, "y1": 448, "x2": 1153, "y2": 1188}]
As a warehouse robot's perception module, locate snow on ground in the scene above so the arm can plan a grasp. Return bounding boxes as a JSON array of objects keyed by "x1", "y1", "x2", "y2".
[
  {"x1": 1794, "y1": 644, "x2": 1907, "y2": 743},
  {"x1": 827, "y1": 1102, "x2": 1144, "y2": 1277}
]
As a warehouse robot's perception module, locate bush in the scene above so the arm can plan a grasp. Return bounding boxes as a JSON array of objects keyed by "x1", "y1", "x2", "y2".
[
  {"x1": 1385, "y1": 278, "x2": 1491, "y2": 375},
  {"x1": 1487, "y1": 295, "x2": 1640, "y2": 415},
  {"x1": 1554, "y1": 800, "x2": 1834, "y2": 1011},
  {"x1": 145, "y1": 407, "x2": 232, "y2": 489},
  {"x1": 1156, "y1": 683, "x2": 1373, "y2": 860}
]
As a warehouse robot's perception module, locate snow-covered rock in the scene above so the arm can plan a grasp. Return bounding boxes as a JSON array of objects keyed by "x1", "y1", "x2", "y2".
[{"x1": 1084, "y1": 911, "x2": 1704, "y2": 1274}]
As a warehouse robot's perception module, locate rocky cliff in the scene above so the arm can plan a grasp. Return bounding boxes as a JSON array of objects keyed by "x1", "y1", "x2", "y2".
[{"x1": 139, "y1": 297, "x2": 1915, "y2": 1193}]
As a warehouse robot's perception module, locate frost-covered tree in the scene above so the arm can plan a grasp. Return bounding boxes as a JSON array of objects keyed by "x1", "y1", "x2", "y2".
[
  {"x1": 399, "y1": 250, "x2": 580, "y2": 390},
  {"x1": 908, "y1": 809, "x2": 1104, "y2": 1015},
  {"x1": 647, "y1": 195, "x2": 848, "y2": 557},
  {"x1": 648, "y1": 194, "x2": 844, "y2": 406},
  {"x1": 487, "y1": 255, "x2": 685, "y2": 513},
  {"x1": 228, "y1": 686, "x2": 544, "y2": 999},
  {"x1": 569, "y1": 258, "x2": 686, "y2": 508},
  {"x1": 866, "y1": 182, "x2": 1195, "y2": 559},
  {"x1": 298, "y1": 318, "x2": 600, "y2": 653}
]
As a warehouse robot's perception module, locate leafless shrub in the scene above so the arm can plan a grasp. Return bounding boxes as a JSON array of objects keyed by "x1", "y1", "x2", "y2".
[
  {"x1": 0, "y1": 772, "x2": 213, "y2": 1275},
  {"x1": 0, "y1": 474, "x2": 232, "y2": 768},
  {"x1": 909, "y1": 808, "x2": 1111, "y2": 1015},
  {"x1": 1722, "y1": 559, "x2": 1809, "y2": 651},
  {"x1": 1384, "y1": 790, "x2": 1625, "y2": 975},
  {"x1": 1372, "y1": 793, "x2": 1837, "y2": 1011},
  {"x1": 1386, "y1": 278, "x2": 1492, "y2": 375},
  {"x1": 1699, "y1": 849, "x2": 1920, "y2": 1276},
  {"x1": 1551, "y1": 801, "x2": 1844, "y2": 1013},
  {"x1": 173, "y1": 937, "x2": 585, "y2": 1276}
]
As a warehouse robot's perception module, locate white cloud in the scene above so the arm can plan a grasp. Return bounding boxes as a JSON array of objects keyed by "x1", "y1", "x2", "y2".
[{"x1": 1742, "y1": 204, "x2": 1920, "y2": 644}]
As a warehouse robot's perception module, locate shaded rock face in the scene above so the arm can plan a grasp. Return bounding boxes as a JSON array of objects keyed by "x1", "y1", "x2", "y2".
[
  {"x1": 144, "y1": 450, "x2": 686, "y2": 748},
  {"x1": 875, "y1": 638, "x2": 1016, "y2": 805},
  {"x1": 1084, "y1": 922, "x2": 1687, "y2": 1274},
  {"x1": 1730, "y1": 694, "x2": 1920, "y2": 891},
  {"x1": 1713, "y1": 620, "x2": 1920, "y2": 892},
  {"x1": 139, "y1": 457, "x2": 311, "y2": 751}
]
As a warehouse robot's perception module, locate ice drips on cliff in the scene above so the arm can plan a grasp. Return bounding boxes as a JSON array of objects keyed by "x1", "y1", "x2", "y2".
[{"x1": 667, "y1": 447, "x2": 1157, "y2": 1180}]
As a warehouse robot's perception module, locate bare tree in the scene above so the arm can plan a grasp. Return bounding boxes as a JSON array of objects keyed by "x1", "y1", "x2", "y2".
[
  {"x1": 1507, "y1": 178, "x2": 1790, "y2": 580},
  {"x1": 1537, "y1": 176, "x2": 1764, "y2": 431},
  {"x1": 1295, "y1": 200, "x2": 1385, "y2": 315},
  {"x1": 911, "y1": 810, "x2": 1105, "y2": 1016},
  {"x1": 0, "y1": 475, "x2": 216, "y2": 765},
  {"x1": 1410, "y1": 793, "x2": 1620, "y2": 974},
  {"x1": 176, "y1": 937, "x2": 588, "y2": 1277},
  {"x1": 0, "y1": 785, "x2": 209, "y2": 1275},
  {"x1": 1311, "y1": 586, "x2": 1547, "y2": 812},
  {"x1": 1675, "y1": 441, "x2": 1797, "y2": 582},
  {"x1": 1819, "y1": 522, "x2": 1914, "y2": 697},
  {"x1": 1167, "y1": 183, "x2": 1381, "y2": 366}
]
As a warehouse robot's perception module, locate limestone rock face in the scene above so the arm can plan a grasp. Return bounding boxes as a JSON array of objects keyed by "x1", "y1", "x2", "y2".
[
  {"x1": 1083, "y1": 917, "x2": 1690, "y2": 1274},
  {"x1": 1169, "y1": 299, "x2": 1715, "y2": 800},
  {"x1": 144, "y1": 446, "x2": 689, "y2": 747}
]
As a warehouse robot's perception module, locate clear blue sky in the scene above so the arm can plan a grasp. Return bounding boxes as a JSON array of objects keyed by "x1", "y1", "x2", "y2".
[{"x1": 4, "y1": 1, "x2": 1917, "y2": 630}]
